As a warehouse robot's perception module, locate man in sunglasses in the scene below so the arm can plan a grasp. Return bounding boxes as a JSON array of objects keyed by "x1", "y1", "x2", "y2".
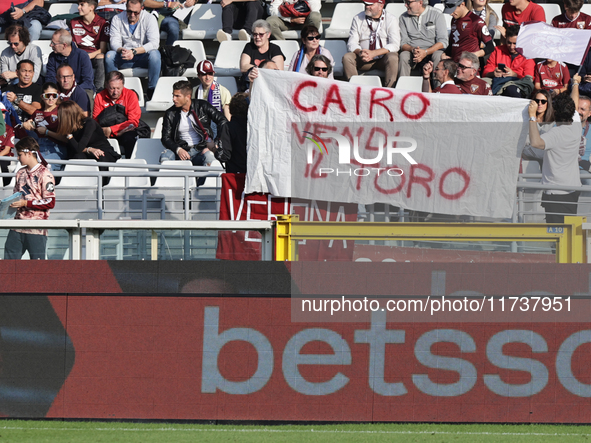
[
  {"x1": 343, "y1": 0, "x2": 400, "y2": 88},
  {"x1": 442, "y1": 0, "x2": 493, "y2": 64},
  {"x1": 106, "y1": 0, "x2": 161, "y2": 100},
  {"x1": 399, "y1": 0, "x2": 448, "y2": 79},
  {"x1": 305, "y1": 54, "x2": 332, "y2": 78},
  {"x1": 454, "y1": 51, "x2": 492, "y2": 95},
  {"x1": 0, "y1": 25, "x2": 42, "y2": 86}
]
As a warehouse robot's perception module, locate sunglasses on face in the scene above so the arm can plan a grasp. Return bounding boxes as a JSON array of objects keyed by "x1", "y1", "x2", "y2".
[
  {"x1": 314, "y1": 66, "x2": 328, "y2": 72},
  {"x1": 457, "y1": 63, "x2": 473, "y2": 71},
  {"x1": 252, "y1": 32, "x2": 267, "y2": 38},
  {"x1": 534, "y1": 99, "x2": 548, "y2": 105},
  {"x1": 8, "y1": 42, "x2": 19, "y2": 47},
  {"x1": 126, "y1": 9, "x2": 141, "y2": 15},
  {"x1": 42, "y1": 93, "x2": 58, "y2": 100},
  {"x1": 306, "y1": 35, "x2": 320, "y2": 41}
]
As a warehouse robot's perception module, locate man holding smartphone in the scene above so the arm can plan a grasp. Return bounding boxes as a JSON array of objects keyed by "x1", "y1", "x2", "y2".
[{"x1": 482, "y1": 25, "x2": 534, "y2": 97}]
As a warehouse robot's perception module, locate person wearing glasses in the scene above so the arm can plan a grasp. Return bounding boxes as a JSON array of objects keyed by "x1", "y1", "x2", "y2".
[
  {"x1": 0, "y1": 25, "x2": 42, "y2": 85},
  {"x1": 482, "y1": 25, "x2": 534, "y2": 98},
  {"x1": 289, "y1": 25, "x2": 334, "y2": 78},
  {"x1": 21, "y1": 82, "x2": 68, "y2": 172},
  {"x1": 266, "y1": 0, "x2": 321, "y2": 41},
  {"x1": 46, "y1": 29, "x2": 95, "y2": 114},
  {"x1": 422, "y1": 59, "x2": 461, "y2": 94},
  {"x1": 343, "y1": 0, "x2": 400, "y2": 88},
  {"x1": 55, "y1": 64, "x2": 91, "y2": 116},
  {"x1": 399, "y1": 0, "x2": 448, "y2": 80},
  {"x1": 442, "y1": 0, "x2": 494, "y2": 64},
  {"x1": 240, "y1": 20, "x2": 285, "y2": 90},
  {"x1": 106, "y1": 0, "x2": 161, "y2": 100},
  {"x1": 6, "y1": 59, "x2": 42, "y2": 124},
  {"x1": 305, "y1": 54, "x2": 332, "y2": 79},
  {"x1": 453, "y1": 51, "x2": 492, "y2": 95}
]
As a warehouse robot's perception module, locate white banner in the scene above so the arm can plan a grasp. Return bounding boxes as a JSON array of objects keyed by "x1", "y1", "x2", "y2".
[
  {"x1": 517, "y1": 22, "x2": 591, "y2": 65},
  {"x1": 246, "y1": 70, "x2": 529, "y2": 218}
]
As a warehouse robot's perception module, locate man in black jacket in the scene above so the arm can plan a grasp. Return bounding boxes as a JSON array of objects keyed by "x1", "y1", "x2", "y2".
[{"x1": 159, "y1": 80, "x2": 228, "y2": 169}]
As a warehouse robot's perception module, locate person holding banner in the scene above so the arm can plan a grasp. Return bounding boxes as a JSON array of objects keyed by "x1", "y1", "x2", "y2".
[
  {"x1": 342, "y1": 0, "x2": 400, "y2": 88},
  {"x1": 527, "y1": 92, "x2": 581, "y2": 223}
]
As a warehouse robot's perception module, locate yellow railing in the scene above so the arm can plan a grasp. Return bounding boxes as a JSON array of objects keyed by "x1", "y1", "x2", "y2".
[{"x1": 275, "y1": 215, "x2": 586, "y2": 263}]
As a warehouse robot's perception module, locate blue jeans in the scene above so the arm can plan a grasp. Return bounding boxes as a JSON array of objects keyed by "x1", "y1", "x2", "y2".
[
  {"x1": 161, "y1": 16, "x2": 180, "y2": 45},
  {"x1": 28, "y1": 20, "x2": 41, "y2": 41},
  {"x1": 159, "y1": 147, "x2": 215, "y2": 186},
  {"x1": 105, "y1": 50, "x2": 161, "y2": 91},
  {"x1": 38, "y1": 137, "x2": 67, "y2": 172},
  {"x1": 4, "y1": 230, "x2": 46, "y2": 260}
]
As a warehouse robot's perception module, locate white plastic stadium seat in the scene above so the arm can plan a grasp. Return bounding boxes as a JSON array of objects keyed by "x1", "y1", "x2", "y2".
[
  {"x1": 349, "y1": 75, "x2": 382, "y2": 87},
  {"x1": 320, "y1": 40, "x2": 346, "y2": 77},
  {"x1": 385, "y1": 3, "x2": 407, "y2": 17},
  {"x1": 201, "y1": 159, "x2": 223, "y2": 188},
  {"x1": 118, "y1": 67, "x2": 148, "y2": 79},
  {"x1": 124, "y1": 77, "x2": 145, "y2": 107},
  {"x1": 213, "y1": 41, "x2": 248, "y2": 76},
  {"x1": 41, "y1": 3, "x2": 78, "y2": 39},
  {"x1": 57, "y1": 161, "x2": 99, "y2": 188},
  {"x1": 173, "y1": 40, "x2": 207, "y2": 77},
  {"x1": 433, "y1": 3, "x2": 452, "y2": 31},
  {"x1": 582, "y1": 4, "x2": 591, "y2": 16},
  {"x1": 214, "y1": 77, "x2": 238, "y2": 96},
  {"x1": 540, "y1": 4, "x2": 561, "y2": 25},
  {"x1": 104, "y1": 159, "x2": 151, "y2": 188},
  {"x1": 145, "y1": 76, "x2": 188, "y2": 112},
  {"x1": 130, "y1": 139, "x2": 166, "y2": 166},
  {"x1": 32, "y1": 40, "x2": 52, "y2": 77},
  {"x1": 107, "y1": 138, "x2": 121, "y2": 156},
  {"x1": 154, "y1": 160, "x2": 193, "y2": 188},
  {"x1": 395, "y1": 76, "x2": 423, "y2": 92},
  {"x1": 152, "y1": 117, "x2": 164, "y2": 139},
  {"x1": 325, "y1": 3, "x2": 364, "y2": 39},
  {"x1": 272, "y1": 40, "x2": 300, "y2": 71},
  {"x1": 182, "y1": 4, "x2": 223, "y2": 40}
]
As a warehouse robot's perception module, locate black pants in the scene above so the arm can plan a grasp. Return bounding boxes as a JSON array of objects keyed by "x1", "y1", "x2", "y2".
[
  {"x1": 222, "y1": 1, "x2": 264, "y2": 34},
  {"x1": 116, "y1": 130, "x2": 138, "y2": 159},
  {"x1": 541, "y1": 191, "x2": 580, "y2": 224},
  {"x1": 92, "y1": 57, "x2": 106, "y2": 93},
  {"x1": 4, "y1": 230, "x2": 47, "y2": 260}
]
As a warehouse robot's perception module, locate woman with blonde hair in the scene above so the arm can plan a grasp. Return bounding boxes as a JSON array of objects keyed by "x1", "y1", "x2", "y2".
[
  {"x1": 467, "y1": 0, "x2": 498, "y2": 39},
  {"x1": 56, "y1": 100, "x2": 120, "y2": 164}
]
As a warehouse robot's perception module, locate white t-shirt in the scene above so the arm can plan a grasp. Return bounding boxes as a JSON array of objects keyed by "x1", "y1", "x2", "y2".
[
  {"x1": 540, "y1": 120, "x2": 582, "y2": 194},
  {"x1": 178, "y1": 110, "x2": 201, "y2": 148}
]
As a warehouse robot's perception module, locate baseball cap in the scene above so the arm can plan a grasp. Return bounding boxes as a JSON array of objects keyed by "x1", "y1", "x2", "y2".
[
  {"x1": 443, "y1": 0, "x2": 464, "y2": 14},
  {"x1": 197, "y1": 60, "x2": 215, "y2": 75},
  {"x1": 363, "y1": 0, "x2": 385, "y2": 5},
  {"x1": 0, "y1": 102, "x2": 6, "y2": 112}
]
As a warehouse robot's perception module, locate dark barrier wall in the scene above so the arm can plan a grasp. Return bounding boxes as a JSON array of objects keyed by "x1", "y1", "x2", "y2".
[{"x1": 0, "y1": 262, "x2": 590, "y2": 422}]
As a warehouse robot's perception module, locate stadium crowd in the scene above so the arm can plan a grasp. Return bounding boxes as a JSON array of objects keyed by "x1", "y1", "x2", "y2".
[{"x1": 0, "y1": 0, "x2": 586, "y2": 223}]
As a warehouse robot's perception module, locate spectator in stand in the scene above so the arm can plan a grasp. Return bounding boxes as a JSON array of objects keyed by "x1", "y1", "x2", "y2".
[
  {"x1": 21, "y1": 82, "x2": 68, "y2": 171},
  {"x1": 93, "y1": 70, "x2": 142, "y2": 159},
  {"x1": 305, "y1": 54, "x2": 332, "y2": 78},
  {"x1": 96, "y1": 0, "x2": 126, "y2": 21},
  {"x1": 569, "y1": 74, "x2": 591, "y2": 179},
  {"x1": 552, "y1": 0, "x2": 591, "y2": 29},
  {"x1": 56, "y1": 64, "x2": 90, "y2": 116},
  {"x1": 57, "y1": 100, "x2": 120, "y2": 167},
  {"x1": 534, "y1": 59, "x2": 570, "y2": 96},
  {"x1": 399, "y1": 0, "x2": 448, "y2": 78},
  {"x1": 422, "y1": 59, "x2": 462, "y2": 93},
  {"x1": 46, "y1": 29, "x2": 95, "y2": 114},
  {"x1": 144, "y1": 0, "x2": 196, "y2": 45},
  {"x1": 195, "y1": 60, "x2": 232, "y2": 139},
  {"x1": 240, "y1": 20, "x2": 285, "y2": 90},
  {"x1": 0, "y1": 25, "x2": 42, "y2": 86},
  {"x1": 468, "y1": 0, "x2": 498, "y2": 39},
  {"x1": 217, "y1": 93, "x2": 249, "y2": 173},
  {"x1": 527, "y1": 91, "x2": 581, "y2": 223},
  {"x1": 215, "y1": 0, "x2": 264, "y2": 42},
  {"x1": 343, "y1": 0, "x2": 400, "y2": 88},
  {"x1": 70, "y1": 0, "x2": 109, "y2": 93},
  {"x1": 0, "y1": 0, "x2": 44, "y2": 41},
  {"x1": 247, "y1": 59, "x2": 280, "y2": 87},
  {"x1": 442, "y1": 0, "x2": 493, "y2": 63},
  {"x1": 6, "y1": 59, "x2": 42, "y2": 124},
  {"x1": 496, "y1": 0, "x2": 545, "y2": 39},
  {"x1": 159, "y1": 80, "x2": 228, "y2": 175},
  {"x1": 0, "y1": 103, "x2": 15, "y2": 186},
  {"x1": 454, "y1": 51, "x2": 492, "y2": 95},
  {"x1": 266, "y1": 0, "x2": 321, "y2": 41},
  {"x1": 574, "y1": 50, "x2": 591, "y2": 97},
  {"x1": 289, "y1": 25, "x2": 334, "y2": 78},
  {"x1": 106, "y1": 0, "x2": 161, "y2": 100},
  {"x1": 522, "y1": 89, "x2": 554, "y2": 161},
  {"x1": 483, "y1": 25, "x2": 534, "y2": 97}
]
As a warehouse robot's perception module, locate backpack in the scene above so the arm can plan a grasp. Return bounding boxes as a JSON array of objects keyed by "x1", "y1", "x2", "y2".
[{"x1": 159, "y1": 45, "x2": 196, "y2": 77}]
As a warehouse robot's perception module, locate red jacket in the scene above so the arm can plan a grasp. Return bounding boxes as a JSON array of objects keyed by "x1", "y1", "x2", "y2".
[
  {"x1": 93, "y1": 88, "x2": 141, "y2": 137},
  {"x1": 483, "y1": 45, "x2": 535, "y2": 79}
]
